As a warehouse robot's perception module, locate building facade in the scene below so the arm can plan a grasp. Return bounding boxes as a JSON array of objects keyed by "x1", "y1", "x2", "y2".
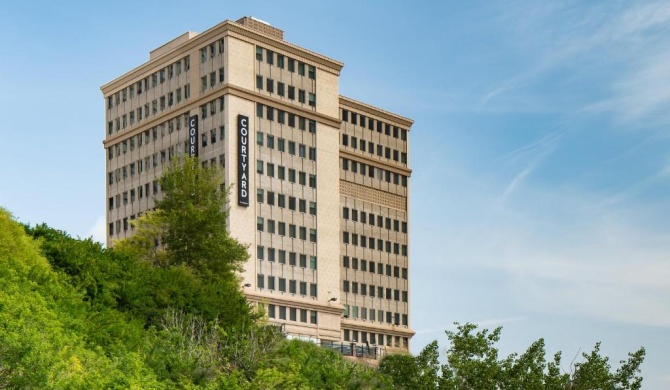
[{"x1": 101, "y1": 17, "x2": 414, "y2": 351}]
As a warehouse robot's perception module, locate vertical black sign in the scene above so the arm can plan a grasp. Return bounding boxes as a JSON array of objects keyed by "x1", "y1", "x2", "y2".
[
  {"x1": 238, "y1": 114, "x2": 249, "y2": 206},
  {"x1": 188, "y1": 115, "x2": 199, "y2": 157}
]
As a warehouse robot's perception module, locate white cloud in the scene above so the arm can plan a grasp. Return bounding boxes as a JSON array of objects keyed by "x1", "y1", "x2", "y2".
[
  {"x1": 87, "y1": 214, "x2": 106, "y2": 246},
  {"x1": 415, "y1": 316, "x2": 528, "y2": 336}
]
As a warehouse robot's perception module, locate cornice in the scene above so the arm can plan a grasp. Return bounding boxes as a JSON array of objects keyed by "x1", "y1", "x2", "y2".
[
  {"x1": 340, "y1": 96, "x2": 414, "y2": 129},
  {"x1": 102, "y1": 84, "x2": 341, "y2": 147},
  {"x1": 340, "y1": 149, "x2": 412, "y2": 176},
  {"x1": 245, "y1": 291, "x2": 344, "y2": 315},
  {"x1": 341, "y1": 319, "x2": 416, "y2": 337},
  {"x1": 101, "y1": 19, "x2": 343, "y2": 95}
]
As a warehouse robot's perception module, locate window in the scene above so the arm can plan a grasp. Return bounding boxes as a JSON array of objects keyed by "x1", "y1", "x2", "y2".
[
  {"x1": 310, "y1": 283, "x2": 317, "y2": 297},
  {"x1": 256, "y1": 160, "x2": 263, "y2": 174},
  {"x1": 308, "y1": 65, "x2": 316, "y2": 80},
  {"x1": 256, "y1": 46, "x2": 263, "y2": 61},
  {"x1": 256, "y1": 75, "x2": 263, "y2": 90},
  {"x1": 266, "y1": 49, "x2": 274, "y2": 65},
  {"x1": 219, "y1": 67, "x2": 225, "y2": 83},
  {"x1": 298, "y1": 62, "x2": 305, "y2": 76},
  {"x1": 257, "y1": 131, "x2": 264, "y2": 146},
  {"x1": 277, "y1": 82, "x2": 285, "y2": 96},
  {"x1": 257, "y1": 274, "x2": 265, "y2": 289},
  {"x1": 257, "y1": 189, "x2": 264, "y2": 203},
  {"x1": 288, "y1": 86, "x2": 295, "y2": 100},
  {"x1": 288, "y1": 58, "x2": 295, "y2": 72},
  {"x1": 298, "y1": 90, "x2": 306, "y2": 103},
  {"x1": 310, "y1": 256, "x2": 317, "y2": 269},
  {"x1": 277, "y1": 54, "x2": 285, "y2": 68},
  {"x1": 266, "y1": 78, "x2": 274, "y2": 93},
  {"x1": 257, "y1": 245, "x2": 264, "y2": 259},
  {"x1": 308, "y1": 93, "x2": 316, "y2": 107},
  {"x1": 257, "y1": 217, "x2": 264, "y2": 231}
]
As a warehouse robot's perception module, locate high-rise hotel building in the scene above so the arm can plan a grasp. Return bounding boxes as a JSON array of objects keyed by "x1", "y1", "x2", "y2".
[{"x1": 102, "y1": 17, "x2": 414, "y2": 350}]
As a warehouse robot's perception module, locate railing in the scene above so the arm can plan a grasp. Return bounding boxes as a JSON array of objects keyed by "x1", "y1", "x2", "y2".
[
  {"x1": 277, "y1": 328, "x2": 385, "y2": 360},
  {"x1": 320, "y1": 340, "x2": 382, "y2": 359}
]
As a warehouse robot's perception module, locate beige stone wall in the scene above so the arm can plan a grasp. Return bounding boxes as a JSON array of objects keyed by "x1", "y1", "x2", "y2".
[
  {"x1": 226, "y1": 36, "x2": 254, "y2": 91},
  {"x1": 102, "y1": 18, "x2": 413, "y2": 349},
  {"x1": 316, "y1": 71, "x2": 339, "y2": 118},
  {"x1": 226, "y1": 94, "x2": 257, "y2": 286}
]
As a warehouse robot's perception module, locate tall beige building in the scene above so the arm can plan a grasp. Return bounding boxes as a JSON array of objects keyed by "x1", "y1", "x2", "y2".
[{"x1": 101, "y1": 17, "x2": 414, "y2": 353}]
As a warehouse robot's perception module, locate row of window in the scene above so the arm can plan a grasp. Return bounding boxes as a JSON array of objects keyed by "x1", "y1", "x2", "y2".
[
  {"x1": 108, "y1": 142, "x2": 206, "y2": 185},
  {"x1": 258, "y1": 132, "x2": 316, "y2": 160},
  {"x1": 107, "y1": 84, "x2": 191, "y2": 135},
  {"x1": 200, "y1": 96, "x2": 225, "y2": 119},
  {"x1": 109, "y1": 215, "x2": 137, "y2": 236},
  {"x1": 343, "y1": 256, "x2": 408, "y2": 279},
  {"x1": 257, "y1": 246, "x2": 318, "y2": 269},
  {"x1": 256, "y1": 160, "x2": 317, "y2": 188},
  {"x1": 341, "y1": 109, "x2": 408, "y2": 141},
  {"x1": 342, "y1": 134, "x2": 407, "y2": 164},
  {"x1": 343, "y1": 281, "x2": 408, "y2": 303},
  {"x1": 343, "y1": 207, "x2": 407, "y2": 233},
  {"x1": 256, "y1": 46, "x2": 316, "y2": 80},
  {"x1": 267, "y1": 304, "x2": 318, "y2": 325},
  {"x1": 256, "y1": 103, "x2": 317, "y2": 132},
  {"x1": 200, "y1": 38, "x2": 225, "y2": 63},
  {"x1": 257, "y1": 218, "x2": 317, "y2": 242},
  {"x1": 343, "y1": 231, "x2": 408, "y2": 256},
  {"x1": 256, "y1": 75, "x2": 316, "y2": 106},
  {"x1": 257, "y1": 189, "x2": 316, "y2": 215},
  {"x1": 108, "y1": 114, "x2": 192, "y2": 159},
  {"x1": 201, "y1": 67, "x2": 225, "y2": 92},
  {"x1": 344, "y1": 305, "x2": 408, "y2": 327},
  {"x1": 108, "y1": 55, "x2": 190, "y2": 109},
  {"x1": 108, "y1": 180, "x2": 158, "y2": 210},
  {"x1": 258, "y1": 274, "x2": 317, "y2": 297},
  {"x1": 341, "y1": 158, "x2": 408, "y2": 187},
  {"x1": 343, "y1": 329, "x2": 408, "y2": 348}
]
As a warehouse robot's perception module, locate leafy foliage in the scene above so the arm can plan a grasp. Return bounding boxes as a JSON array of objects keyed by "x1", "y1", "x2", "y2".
[
  {"x1": 0, "y1": 156, "x2": 647, "y2": 388},
  {"x1": 380, "y1": 322, "x2": 646, "y2": 390}
]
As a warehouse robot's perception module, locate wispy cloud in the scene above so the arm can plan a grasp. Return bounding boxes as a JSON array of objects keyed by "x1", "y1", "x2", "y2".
[
  {"x1": 477, "y1": 1, "x2": 670, "y2": 126},
  {"x1": 415, "y1": 316, "x2": 528, "y2": 335},
  {"x1": 86, "y1": 214, "x2": 106, "y2": 246}
]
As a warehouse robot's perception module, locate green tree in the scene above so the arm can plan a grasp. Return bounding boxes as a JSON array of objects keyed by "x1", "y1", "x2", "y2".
[
  {"x1": 381, "y1": 322, "x2": 645, "y2": 390},
  {"x1": 114, "y1": 157, "x2": 253, "y2": 329}
]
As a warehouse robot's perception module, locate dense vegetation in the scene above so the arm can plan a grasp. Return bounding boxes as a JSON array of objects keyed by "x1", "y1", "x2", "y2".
[{"x1": 0, "y1": 158, "x2": 645, "y2": 389}]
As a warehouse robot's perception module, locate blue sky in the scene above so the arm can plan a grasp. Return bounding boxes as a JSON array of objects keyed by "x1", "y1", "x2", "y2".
[{"x1": 1, "y1": 0, "x2": 669, "y2": 387}]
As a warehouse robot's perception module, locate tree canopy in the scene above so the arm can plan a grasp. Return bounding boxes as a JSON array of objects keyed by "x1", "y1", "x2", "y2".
[
  {"x1": 380, "y1": 322, "x2": 645, "y2": 390},
  {"x1": 0, "y1": 157, "x2": 646, "y2": 388}
]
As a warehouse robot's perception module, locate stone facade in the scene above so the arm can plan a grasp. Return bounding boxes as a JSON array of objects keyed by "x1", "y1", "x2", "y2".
[{"x1": 101, "y1": 17, "x2": 414, "y2": 350}]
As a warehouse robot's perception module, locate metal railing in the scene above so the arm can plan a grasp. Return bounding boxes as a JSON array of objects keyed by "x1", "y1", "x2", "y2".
[{"x1": 320, "y1": 340, "x2": 382, "y2": 359}]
